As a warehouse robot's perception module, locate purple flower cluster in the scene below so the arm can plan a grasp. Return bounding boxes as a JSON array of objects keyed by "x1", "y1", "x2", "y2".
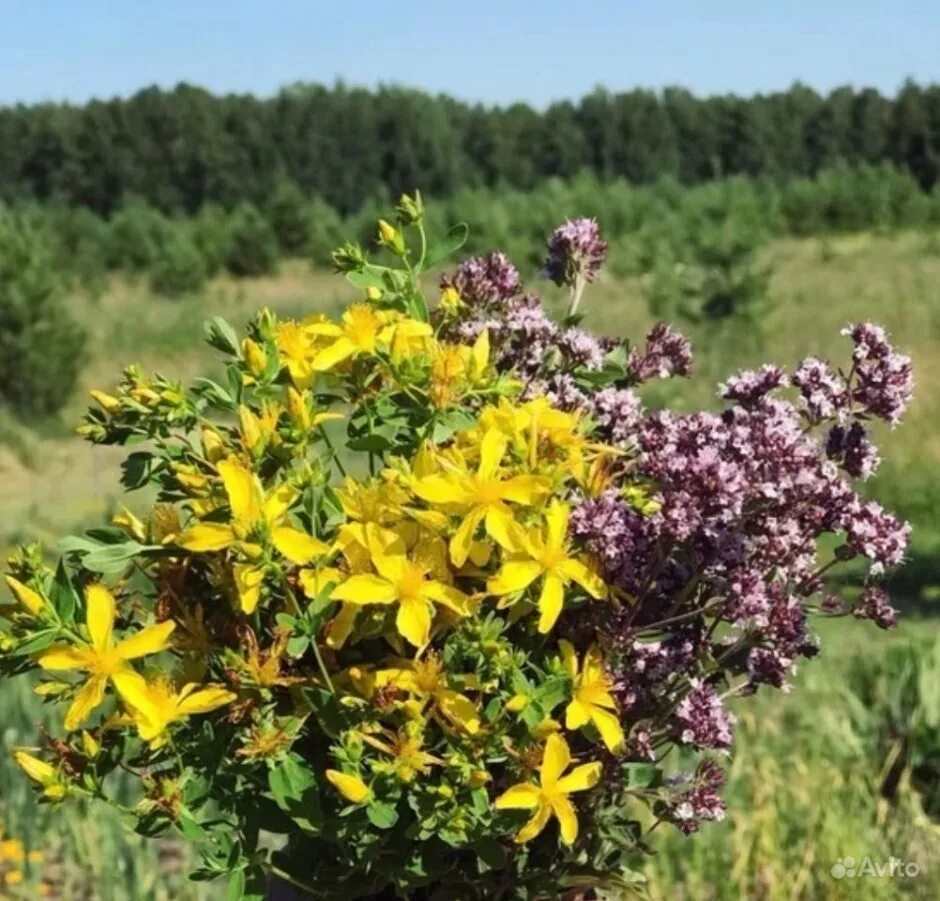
[
  {"x1": 826, "y1": 422, "x2": 880, "y2": 480},
  {"x1": 447, "y1": 251, "x2": 520, "y2": 305},
  {"x1": 443, "y1": 227, "x2": 913, "y2": 842},
  {"x1": 792, "y1": 357, "x2": 848, "y2": 421},
  {"x1": 663, "y1": 760, "x2": 727, "y2": 835},
  {"x1": 543, "y1": 217, "x2": 608, "y2": 287},
  {"x1": 852, "y1": 586, "x2": 898, "y2": 630},
  {"x1": 674, "y1": 679, "x2": 735, "y2": 750},
  {"x1": 627, "y1": 322, "x2": 694, "y2": 383},
  {"x1": 719, "y1": 364, "x2": 787, "y2": 409},
  {"x1": 843, "y1": 323, "x2": 914, "y2": 426}
]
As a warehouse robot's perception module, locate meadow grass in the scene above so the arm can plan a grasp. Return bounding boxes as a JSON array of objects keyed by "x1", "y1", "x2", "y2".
[{"x1": 1, "y1": 233, "x2": 939, "y2": 897}]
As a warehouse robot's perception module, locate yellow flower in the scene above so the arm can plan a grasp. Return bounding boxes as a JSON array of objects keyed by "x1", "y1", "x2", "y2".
[
  {"x1": 387, "y1": 317, "x2": 433, "y2": 363},
  {"x1": 363, "y1": 727, "x2": 441, "y2": 783},
  {"x1": 325, "y1": 769, "x2": 371, "y2": 804},
  {"x1": 37, "y1": 584, "x2": 175, "y2": 730},
  {"x1": 276, "y1": 320, "x2": 318, "y2": 389},
  {"x1": 3, "y1": 575, "x2": 47, "y2": 617},
  {"x1": 414, "y1": 429, "x2": 549, "y2": 567},
  {"x1": 331, "y1": 527, "x2": 470, "y2": 647},
  {"x1": 238, "y1": 402, "x2": 280, "y2": 456},
  {"x1": 488, "y1": 499, "x2": 606, "y2": 632},
  {"x1": 114, "y1": 672, "x2": 236, "y2": 749},
  {"x1": 427, "y1": 331, "x2": 490, "y2": 407},
  {"x1": 176, "y1": 458, "x2": 329, "y2": 613},
  {"x1": 13, "y1": 750, "x2": 67, "y2": 801},
  {"x1": 308, "y1": 304, "x2": 389, "y2": 372},
  {"x1": 375, "y1": 653, "x2": 480, "y2": 734},
  {"x1": 493, "y1": 733, "x2": 600, "y2": 844},
  {"x1": 438, "y1": 286, "x2": 463, "y2": 315},
  {"x1": 377, "y1": 219, "x2": 405, "y2": 255},
  {"x1": 559, "y1": 641, "x2": 624, "y2": 753}
]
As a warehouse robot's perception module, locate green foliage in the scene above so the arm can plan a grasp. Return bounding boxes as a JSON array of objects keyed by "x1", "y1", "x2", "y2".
[
  {"x1": 0, "y1": 208, "x2": 86, "y2": 416},
  {"x1": 645, "y1": 181, "x2": 771, "y2": 328},
  {"x1": 148, "y1": 226, "x2": 208, "y2": 297},
  {"x1": 106, "y1": 203, "x2": 174, "y2": 271},
  {"x1": 5, "y1": 81, "x2": 940, "y2": 215},
  {"x1": 191, "y1": 204, "x2": 232, "y2": 277},
  {"x1": 306, "y1": 196, "x2": 345, "y2": 267},
  {"x1": 266, "y1": 178, "x2": 314, "y2": 255},
  {"x1": 224, "y1": 202, "x2": 280, "y2": 277}
]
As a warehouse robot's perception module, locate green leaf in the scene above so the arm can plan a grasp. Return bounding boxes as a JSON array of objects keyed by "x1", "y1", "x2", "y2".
[
  {"x1": 366, "y1": 801, "x2": 399, "y2": 829},
  {"x1": 624, "y1": 762, "x2": 660, "y2": 789},
  {"x1": 205, "y1": 317, "x2": 241, "y2": 356},
  {"x1": 49, "y1": 560, "x2": 77, "y2": 622},
  {"x1": 268, "y1": 754, "x2": 316, "y2": 808},
  {"x1": 120, "y1": 451, "x2": 157, "y2": 490},
  {"x1": 12, "y1": 629, "x2": 58, "y2": 656},
  {"x1": 425, "y1": 223, "x2": 469, "y2": 269},
  {"x1": 345, "y1": 266, "x2": 388, "y2": 291},
  {"x1": 473, "y1": 837, "x2": 507, "y2": 871}
]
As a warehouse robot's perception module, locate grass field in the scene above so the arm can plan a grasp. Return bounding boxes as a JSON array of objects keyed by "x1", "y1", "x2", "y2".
[{"x1": 1, "y1": 231, "x2": 939, "y2": 897}]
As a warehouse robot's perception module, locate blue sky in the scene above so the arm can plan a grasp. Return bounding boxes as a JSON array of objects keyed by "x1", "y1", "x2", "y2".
[{"x1": 2, "y1": 1, "x2": 938, "y2": 106}]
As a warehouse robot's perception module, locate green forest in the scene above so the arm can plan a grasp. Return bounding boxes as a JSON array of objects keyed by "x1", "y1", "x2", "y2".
[{"x1": 3, "y1": 80, "x2": 940, "y2": 214}]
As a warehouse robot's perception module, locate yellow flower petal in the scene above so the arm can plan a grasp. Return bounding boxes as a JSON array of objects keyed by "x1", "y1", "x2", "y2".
[
  {"x1": 485, "y1": 504, "x2": 524, "y2": 552},
  {"x1": 565, "y1": 698, "x2": 592, "y2": 730},
  {"x1": 589, "y1": 707, "x2": 625, "y2": 753},
  {"x1": 114, "y1": 620, "x2": 176, "y2": 661},
  {"x1": 555, "y1": 761, "x2": 603, "y2": 795},
  {"x1": 330, "y1": 574, "x2": 397, "y2": 606},
  {"x1": 494, "y1": 783, "x2": 541, "y2": 810},
  {"x1": 540, "y1": 733, "x2": 571, "y2": 788},
  {"x1": 514, "y1": 803, "x2": 552, "y2": 843},
  {"x1": 3, "y1": 576, "x2": 46, "y2": 616},
  {"x1": 234, "y1": 564, "x2": 265, "y2": 614},
  {"x1": 64, "y1": 674, "x2": 108, "y2": 731},
  {"x1": 312, "y1": 337, "x2": 357, "y2": 372},
  {"x1": 396, "y1": 596, "x2": 432, "y2": 647},
  {"x1": 325, "y1": 769, "x2": 371, "y2": 804},
  {"x1": 544, "y1": 500, "x2": 569, "y2": 550},
  {"x1": 218, "y1": 458, "x2": 264, "y2": 527},
  {"x1": 558, "y1": 639, "x2": 578, "y2": 679},
  {"x1": 558, "y1": 558, "x2": 606, "y2": 599},
  {"x1": 437, "y1": 690, "x2": 481, "y2": 735},
  {"x1": 175, "y1": 685, "x2": 237, "y2": 717},
  {"x1": 478, "y1": 429, "x2": 509, "y2": 480},
  {"x1": 500, "y1": 475, "x2": 550, "y2": 506},
  {"x1": 549, "y1": 794, "x2": 579, "y2": 844},
  {"x1": 449, "y1": 508, "x2": 485, "y2": 568},
  {"x1": 176, "y1": 523, "x2": 237, "y2": 552},
  {"x1": 488, "y1": 560, "x2": 542, "y2": 596},
  {"x1": 422, "y1": 581, "x2": 470, "y2": 616},
  {"x1": 271, "y1": 527, "x2": 329, "y2": 565},
  {"x1": 262, "y1": 483, "x2": 299, "y2": 526},
  {"x1": 37, "y1": 646, "x2": 95, "y2": 671},
  {"x1": 537, "y1": 574, "x2": 565, "y2": 634},
  {"x1": 85, "y1": 584, "x2": 116, "y2": 653}
]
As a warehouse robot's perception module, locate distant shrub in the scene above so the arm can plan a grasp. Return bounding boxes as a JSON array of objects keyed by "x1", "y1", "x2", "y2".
[
  {"x1": 105, "y1": 203, "x2": 173, "y2": 271},
  {"x1": 0, "y1": 208, "x2": 86, "y2": 416},
  {"x1": 191, "y1": 204, "x2": 231, "y2": 277},
  {"x1": 267, "y1": 178, "x2": 314, "y2": 255},
  {"x1": 148, "y1": 226, "x2": 207, "y2": 297},
  {"x1": 307, "y1": 196, "x2": 345, "y2": 267},
  {"x1": 224, "y1": 202, "x2": 279, "y2": 277}
]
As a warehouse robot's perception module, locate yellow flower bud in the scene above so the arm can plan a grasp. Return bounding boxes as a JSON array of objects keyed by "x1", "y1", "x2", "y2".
[
  {"x1": 242, "y1": 338, "x2": 268, "y2": 377},
  {"x1": 325, "y1": 769, "x2": 371, "y2": 804},
  {"x1": 377, "y1": 219, "x2": 406, "y2": 256},
  {"x1": 438, "y1": 286, "x2": 462, "y2": 315},
  {"x1": 81, "y1": 730, "x2": 101, "y2": 759},
  {"x1": 286, "y1": 387, "x2": 311, "y2": 431},
  {"x1": 201, "y1": 426, "x2": 226, "y2": 463},
  {"x1": 505, "y1": 693, "x2": 529, "y2": 713},
  {"x1": 90, "y1": 389, "x2": 121, "y2": 413},
  {"x1": 3, "y1": 575, "x2": 46, "y2": 617},
  {"x1": 365, "y1": 286, "x2": 382, "y2": 302},
  {"x1": 112, "y1": 506, "x2": 146, "y2": 542}
]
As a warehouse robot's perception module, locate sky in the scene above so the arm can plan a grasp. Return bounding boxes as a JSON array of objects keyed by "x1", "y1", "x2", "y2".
[{"x1": 2, "y1": 0, "x2": 939, "y2": 107}]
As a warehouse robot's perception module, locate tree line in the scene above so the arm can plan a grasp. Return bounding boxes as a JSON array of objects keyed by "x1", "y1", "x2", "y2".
[{"x1": 3, "y1": 80, "x2": 940, "y2": 215}]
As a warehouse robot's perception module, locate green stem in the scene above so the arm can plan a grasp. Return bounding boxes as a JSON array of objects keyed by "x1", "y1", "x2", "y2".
[
  {"x1": 317, "y1": 425, "x2": 347, "y2": 477},
  {"x1": 267, "y1": 863, "x2": 319, "y2": 897},
  {"x1": 311, "y1": 639, "x2": 335, "y2": 694}
]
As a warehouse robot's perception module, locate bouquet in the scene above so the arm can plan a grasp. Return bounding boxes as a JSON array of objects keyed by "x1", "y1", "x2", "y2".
[{"x1": 1, "y1": 194, "x2": 912, "y2": 899}]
